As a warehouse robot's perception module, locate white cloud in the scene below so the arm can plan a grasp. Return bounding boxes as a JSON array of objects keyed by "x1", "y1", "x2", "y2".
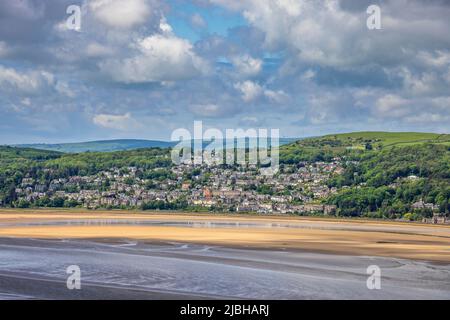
[
  {"x1": 417, "y1": 50, "x2": 450, "y2": 68},
  {"x1": 93, "y1": 113, "x2": 141, "y2": 131},
  {"x1": 231, "y1": 54, "x2": 262, "y2": 77},
  {"x1": 159, "y1": 16, "x2": 173, "y2": 34},
  {"x1": 264, "y1": 89, "x2": 288, "y2": 103},
  {"x1": 100, "y1": 33, "x2": 208, "y2": 83},
  {"x1": 85, "y1": 42, "x2": 114, "y2": 57},
  {"x1": 0, "y1": 65, "x2": 53, "y2": 93},
  {"x1": 397, "y1": 68, "x2": 441, "y2": 97},
  {"x1": 375, "y1": 94, "x2": 410, "y2": 118},
  {"x1": 373, "y1": 93, "x2": 450, "y2": 124},
  {"x1": 0, "y1": 65, "x2": 77, "y2": 100},
  {"x1": 234, "y1": 80, "x2": 262, "y2": 101},
  {"x1": 55, "y1": 81, "x2": 76, "y2": 98},
  {"x1": 275, "y1": 0, "x2": 303, "y2": 16},
  {"x1": 234, "y1": 80, "x2": 288, "y2": 103},
  {"x1": 89, "y1": 0, "x2": 151, "y2": 29},
  {"x1": 213, "y1": 0, "x2": 450, "y2": 70}
]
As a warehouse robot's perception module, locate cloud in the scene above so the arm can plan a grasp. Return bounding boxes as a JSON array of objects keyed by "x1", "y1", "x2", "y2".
[
  {"x1": 159, "y1": 16, "x2": 173, "y2": 34},
  {"x1": 0, "y1": 65, "x2": 53, "y2": 94},
  {"x1": 264, "y1": 89, "x2": 289, "y2": 103},
  {"x1": 212, "y1": 0, "x2": 450, "y2": 69},
  {"x1": 375, "y1": 94, "x2": 410, "y2": 118},
  {"x1": 234, "y1": 80, "x2": 289, "y2": 103},
  {"x1": 234, "y1": 80, "x2": 262, "y2": 101},
  {"x1": 92, "y1": 113, "x2": 141, "y2": 131},
  {"x1": 85, "y1": 42, "x2": 114, "y2": 57},
  {"x1": 89, "y1": 0, "x2": 151, "y2": 29},
  {"x1": 371, "y1": 93, "x2": 450, "y2": 124},
  {"x1": 99, "y1": 32, "x2": 208, "y2": 83},
  {"x1": 231, "y1": 54, "x2": 262, "y2": 77},
  {"x1": 417, "y1": 50, "x2": 450, "y2": 68}
]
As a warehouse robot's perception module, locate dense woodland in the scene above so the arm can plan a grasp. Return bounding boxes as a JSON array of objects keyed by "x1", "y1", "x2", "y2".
[{"x1": 326, "y1": 144, "x2": 450, "y2": 218}]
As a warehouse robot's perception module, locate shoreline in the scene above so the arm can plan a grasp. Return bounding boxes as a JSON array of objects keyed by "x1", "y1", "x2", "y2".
[{"x1": 1, "y1": 207, "x2": 447, "y2": 226}]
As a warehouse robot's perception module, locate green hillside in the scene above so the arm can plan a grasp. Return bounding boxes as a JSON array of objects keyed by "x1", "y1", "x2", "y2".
[
  {"x1": 280, "y1": 132, "x2": 450, "y2": 163},
  {"x1": 0, "y1": 146, "x2": 61, "y2": 166},
  {"x1": 305, "y1": 131, "x2": 450, "y2": 148}
]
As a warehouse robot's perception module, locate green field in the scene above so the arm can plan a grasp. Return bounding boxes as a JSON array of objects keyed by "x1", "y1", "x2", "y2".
[{"x1": 316, "y1": 132, "x2": 450, "y2": 148}]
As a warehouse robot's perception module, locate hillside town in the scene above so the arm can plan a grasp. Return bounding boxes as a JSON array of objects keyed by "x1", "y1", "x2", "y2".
[{"x1": 13, "y1": 160, "x2": 343, "y2": 215}]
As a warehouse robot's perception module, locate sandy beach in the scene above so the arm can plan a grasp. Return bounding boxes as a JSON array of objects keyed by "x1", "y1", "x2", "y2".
[{"x1": 0, "y1": 209, "x2": 449, "y2": 263}]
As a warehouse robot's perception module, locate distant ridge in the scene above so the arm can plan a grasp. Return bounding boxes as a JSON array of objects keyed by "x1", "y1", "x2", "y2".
[
  {"x1": 15, "y1": 137, "x2": 300, "y2": 153},
  {"x1": 15, "y1": 139, "x2": 175, "y2": 153}
]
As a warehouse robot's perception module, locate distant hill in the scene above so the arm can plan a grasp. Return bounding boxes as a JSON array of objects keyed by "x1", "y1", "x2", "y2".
[
  {"x1": 14, "y1": 138, "x2": 300, "y2": 153},
  {"x1": 15, "y1": 139, "x2": 175, "y2": 153},
  {"x1": 15, "y1": 132, "x2": 445, "y2": 155}
]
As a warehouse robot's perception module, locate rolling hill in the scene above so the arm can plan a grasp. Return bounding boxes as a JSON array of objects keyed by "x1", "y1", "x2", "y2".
[
  {"x1": 280, "y1": 131, "x2": 450, "y2": 163},
  {"x1": 303, "y1": 131, "x2": 450, "y2": 148},
  {"x1": 14, "y1": 138, "x2": 300, "y2": 153},
  {"x1": 15, "y1": 139, "x2": 175, "y2": 153}
]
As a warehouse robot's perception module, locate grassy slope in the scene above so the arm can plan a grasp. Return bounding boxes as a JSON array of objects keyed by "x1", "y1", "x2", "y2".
[
  {"x1": 280, "y1": 131, "x2": 450, "y2": 165},
  {"x1": 320, "y1": 132, "x2": 450, "y2": 148}
]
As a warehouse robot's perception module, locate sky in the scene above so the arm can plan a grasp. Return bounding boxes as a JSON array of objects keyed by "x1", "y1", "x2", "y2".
[{"x1": 0, "y1": 0, "x2": 449, "y2": 144}]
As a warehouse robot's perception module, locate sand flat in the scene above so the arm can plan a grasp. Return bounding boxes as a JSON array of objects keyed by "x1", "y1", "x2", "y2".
[{"x1": 0, "y1": 209, "x2": 449, "y2": 263}]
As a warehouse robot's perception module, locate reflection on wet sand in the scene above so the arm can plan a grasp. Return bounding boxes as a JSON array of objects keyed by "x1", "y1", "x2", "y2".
[{"x1": 0, "y1": 210, "x2": 449, "y2": 262}]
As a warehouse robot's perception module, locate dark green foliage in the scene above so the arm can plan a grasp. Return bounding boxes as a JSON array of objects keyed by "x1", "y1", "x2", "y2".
[
  {"x1": 0, "y1": 146, "x2": 171, "y2": 206},
  {"x1": 326, "y1": 144, "x2": 450, "y2": 218}
]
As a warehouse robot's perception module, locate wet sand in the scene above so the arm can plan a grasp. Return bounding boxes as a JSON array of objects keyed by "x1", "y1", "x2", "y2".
[
  {"x1": 0, "y1": 209, "x2": 449, "y2": 263},
  {"x1": 0, "y1": 237, "x2": 449, "y2": 299},
  {"x1": 0, "y1": 210, "x2": 449, "y2": 299}
]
